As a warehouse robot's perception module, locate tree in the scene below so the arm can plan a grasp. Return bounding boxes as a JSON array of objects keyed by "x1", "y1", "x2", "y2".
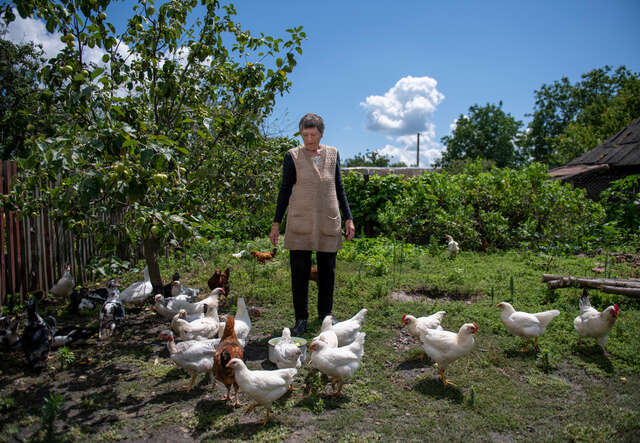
[
  {"x1": 343, "y1": 149, "x2": 406, "y2": 167},
  {"x1": 438, "y1": 102, "x2": 525, "y2": 169},
  {"x1": 4, "y1": 0, "x2": 304, "y2": 291},
  {"x1": 0, "y1": 37, "x2": 57, "y2": 159},
  {"x1": 525, "y1": 65, "x2": 640, "y2": 166}
]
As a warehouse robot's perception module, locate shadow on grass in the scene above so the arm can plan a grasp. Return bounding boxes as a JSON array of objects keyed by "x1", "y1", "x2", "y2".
[
  {"x1": 209, "y1": 419, "x2": 279, "y2": 440},
  {"x1": 191, "y1": 397, "x2": 234, "y2": 435},
  {"x1": 574, "y1": 344, "x2": 614, "y2": 374},
  {"x1": 244, "y1": 337, "x2": 269, "y2": 362},
  {"x1": 397, "y1": 357, "x2": 429, "y2": 371},
  {"x1": 413, "y1": 376, "x2": 463, "y2": 403}
]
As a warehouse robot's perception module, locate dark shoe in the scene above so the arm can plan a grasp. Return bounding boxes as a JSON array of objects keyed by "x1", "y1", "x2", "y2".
[{"x1": 291, "y1": 319, "x2": 307, "y2": 336}]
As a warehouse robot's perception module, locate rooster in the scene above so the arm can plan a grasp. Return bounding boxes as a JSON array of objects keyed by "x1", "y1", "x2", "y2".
[
  {"x1": 497, "y1": 302, "x2": 560, "y2": 351},
  {"x1": 214, "y1": 316, "x2": 244, "y2": 407},
  {"x1": 573, "y1": 289, "x2": 620, "y2": 355},
  {"x1": 250, "y1": 248, "x2": 277, "y2": 264},
  {"x1": 420, "y1": 323, "x2": 477, "y2": 386}
]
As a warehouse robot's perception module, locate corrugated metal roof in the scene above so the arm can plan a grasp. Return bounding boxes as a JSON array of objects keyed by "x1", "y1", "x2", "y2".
[{"x1": 566, "y1": 116, "x2": 640, "y2": 166}]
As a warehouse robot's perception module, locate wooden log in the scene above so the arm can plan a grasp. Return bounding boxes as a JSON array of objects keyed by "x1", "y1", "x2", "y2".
[
  {"x1": 542, "y1": 274, "x2": 640, "y2": 288},
  {"x1": 600, "y1": 286, "x2": 640, "y2": 297}
]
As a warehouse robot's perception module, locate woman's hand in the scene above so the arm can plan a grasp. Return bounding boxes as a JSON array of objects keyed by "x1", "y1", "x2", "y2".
[
  {"x1": 269, "y1": 222, "x2": 280, "y2": 247},
  {"x1": 344, "y1": 219, "x2": 355, "y2": 241}
]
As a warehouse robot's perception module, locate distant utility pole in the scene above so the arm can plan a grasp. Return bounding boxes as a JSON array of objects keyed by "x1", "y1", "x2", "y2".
[{"x1": 416, "y1": 133, "x2": 420, "y2": 167}]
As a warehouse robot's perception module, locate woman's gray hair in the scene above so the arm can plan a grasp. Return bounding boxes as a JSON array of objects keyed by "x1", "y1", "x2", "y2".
[{"x1": 298, "y1": 113, "x2": 324, "y2": 135}]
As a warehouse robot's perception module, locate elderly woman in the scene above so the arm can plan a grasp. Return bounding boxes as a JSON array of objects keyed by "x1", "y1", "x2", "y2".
[{"x1": 269, "y1": 113, "x2": 355, "y2": 336}]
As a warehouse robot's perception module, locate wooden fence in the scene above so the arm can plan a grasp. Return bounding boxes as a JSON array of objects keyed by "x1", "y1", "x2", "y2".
[{"x1": 1, "y1": 160, "x2": 99, "y2": 307}]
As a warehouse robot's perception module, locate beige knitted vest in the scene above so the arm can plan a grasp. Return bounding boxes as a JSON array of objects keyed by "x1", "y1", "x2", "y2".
[{"x1": 284, "y1": 145, "x2": 342, "y2": 252}]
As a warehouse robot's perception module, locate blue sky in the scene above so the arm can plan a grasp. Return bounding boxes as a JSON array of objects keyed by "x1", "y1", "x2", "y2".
[{"x1": 6, "y1": 0, "x2": 640, "y2": 166}]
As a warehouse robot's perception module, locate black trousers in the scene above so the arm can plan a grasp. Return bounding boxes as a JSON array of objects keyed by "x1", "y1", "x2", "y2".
[{"x1": 289, "y1": 250, "x2": 336, "y2": 321}]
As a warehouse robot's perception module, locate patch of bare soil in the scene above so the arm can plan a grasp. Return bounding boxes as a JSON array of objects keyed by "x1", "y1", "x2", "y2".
[{"x1": 389, "y1": 287, "x2": 484, "y2": 304}]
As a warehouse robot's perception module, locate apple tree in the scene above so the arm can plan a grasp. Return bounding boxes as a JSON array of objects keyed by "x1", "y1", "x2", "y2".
[{"x1": 4, "y1": 0, "x2": 304, "y2": 291}]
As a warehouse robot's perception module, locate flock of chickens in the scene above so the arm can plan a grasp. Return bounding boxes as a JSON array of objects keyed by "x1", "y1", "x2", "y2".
[
  {"x1": 0, "y1": 238, "x2": 624, "y2": 425},
  {"x1": 401, "y1": 289, "x2": 620, "y2": 386}
]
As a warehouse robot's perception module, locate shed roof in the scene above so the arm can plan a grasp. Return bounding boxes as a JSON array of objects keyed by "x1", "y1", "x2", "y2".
[{"x1": 565, "y1": 116, "x2": 640, "y2": 167}]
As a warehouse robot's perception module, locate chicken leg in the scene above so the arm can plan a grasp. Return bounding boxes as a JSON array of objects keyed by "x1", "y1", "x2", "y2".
[
  {"x1": 259, "y1": 408, "x2": 271, "y2": 425},
  {"x1": 185, "y1": 375, "x2": 197, "y2": 391},
  {"x1": 438, "y1": 368, "x2": 455, "y2": 387},
  {"x1": 520, "y1": 339, "x2": 531, "y2": 352}
]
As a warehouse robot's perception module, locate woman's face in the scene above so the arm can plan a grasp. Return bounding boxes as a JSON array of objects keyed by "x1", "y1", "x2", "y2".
[{"x1": 301, "y1": 127, "x2": 322, "y2": 150}]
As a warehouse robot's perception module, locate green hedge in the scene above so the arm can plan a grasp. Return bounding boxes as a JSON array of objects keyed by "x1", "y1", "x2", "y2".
[{"x1": 344, "y1": 163, "x2": 608, "y2": 252}]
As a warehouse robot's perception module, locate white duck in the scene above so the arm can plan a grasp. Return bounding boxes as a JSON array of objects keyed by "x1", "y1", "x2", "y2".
[
  {"x1": 158, "y1": 330, "x2": 217, "y2": 391},
  {"x1": 274, "y1": 327, "x2": 303, "y2": 369},
  {"x1": 120, "y1": 266, "x2": 154, "y2": 305},
  {"x1": 497, "y1": 302, "x2": 560, "y2": 351},
  {"x1": 226, "y1": 358, "x2": 297, "y2": 424},
  {"x1": 420, "y1": 322, "x2": 477, "y2": 386},
  {"x1": 50, "y1": 264, "x2": 74, "y2": 298},
  {"x1": 320, "y1": 309, "x2": 367, "y2": 346},
  {"x1": 308, "y1": 332, "x2": 366, "y2": 396}
]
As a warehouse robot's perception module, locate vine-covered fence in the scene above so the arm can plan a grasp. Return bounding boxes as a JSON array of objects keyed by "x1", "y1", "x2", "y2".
[{"x1": 0, "y1": 160, "x2": 97, "y2": 307}]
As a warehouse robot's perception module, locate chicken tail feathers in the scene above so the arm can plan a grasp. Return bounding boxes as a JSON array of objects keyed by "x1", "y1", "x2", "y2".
[{"x1": 579, "y1": 294, "x2": 591, "y2": 313}]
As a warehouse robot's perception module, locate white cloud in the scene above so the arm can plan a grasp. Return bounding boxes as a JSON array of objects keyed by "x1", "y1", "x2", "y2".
[
  {"x1": 4, "y1": 9, "x2": 130, "y2": 67},
  {"x1": 376, "y1": 131, "x2": 443, "y2": 167},
  {"x1": 5, "y1": 12, "x2": 66, "y2": 59},
  {"x1": 361, "y1": 75, "x2": 444, "y2": 136}
]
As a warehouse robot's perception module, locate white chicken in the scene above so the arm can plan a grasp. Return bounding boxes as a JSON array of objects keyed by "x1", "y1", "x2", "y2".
[
  {"x1": 273, "y1": 327, "x2": 303, "y2": 369},
  {"x1": 99, "y1": 280, "x2": 125, "y2": 340},
  {"x1": 444, "y1": 234, "x2": 459, "y2": 258},
  {"x1": 420, "y1": 322, "x2": 477, "y2": 386},
  {"x1": 308, "y1": 332, "x2": 366, "y2": 396},
  {"x1": 234, "y1": 297, "x2": 251, "y2": 341},
  {"x1": 497, "y1": 302, "x2": 560, "y2": 351},
  {"x1": 158, "y1": 330, "x2": 217, "y2": 391},
  {"x1": 311, "y1": 329, "x2": 339, "y2": 349},
  {"x1": 402, "y1": 311, "x2": 446, "y2": 337},
  {"x1": 153, "y1": 288, "x2": 224, "y2": 319},
  {"x1": 171, "y1": 304, "x2": 219, "y2": 340},
  {"x1": 50, "y1": 264, "x2": 74, "y2": 298},
  {"x1": 320, "y1": 308, "x2": 367, "y2": 347},
  {"x1": 402, "y1": 311, "x2": 446, "y2": 359},
  {"x1": 120, "y1": 266, "x2": 154, "y2": 305},
  {"x1": 573, "y1": 291, "x2": 620, "y2": 354},
  {"x1": 226, "y1": 358, "x2": 297, "y2": 424}
]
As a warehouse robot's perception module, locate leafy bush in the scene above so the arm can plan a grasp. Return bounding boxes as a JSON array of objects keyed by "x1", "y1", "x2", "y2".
[
  {"x1": 600, "y1": 174, "x2": 640, "y2": 248},
  {"x1": 338, "y1": 237, "x2": 425, "y2": 276},
  {"x1": 342, "y1": 173, "x2": 407, "y2": 236},
  {"x1": 371, "y1": 162, "x2": 606, "y2": 252}
]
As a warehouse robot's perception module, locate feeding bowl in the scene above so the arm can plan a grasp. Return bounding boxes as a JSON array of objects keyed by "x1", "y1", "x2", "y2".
[{"x1": 268, "y1": 336, "x2": 307, "y2": 364}]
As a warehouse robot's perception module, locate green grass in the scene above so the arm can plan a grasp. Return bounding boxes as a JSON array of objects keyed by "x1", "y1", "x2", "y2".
[{"x1": 1, "y1": 238, "x2": 639, "y2": 441}]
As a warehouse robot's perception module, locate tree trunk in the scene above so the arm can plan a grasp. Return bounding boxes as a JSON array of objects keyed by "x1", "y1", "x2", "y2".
[
  {"x1": 143, "y1": 233, "x2": 164, "y2": 295},
  {"x1": 541, "y1": 274, "x2": 640, "y2": 297}
]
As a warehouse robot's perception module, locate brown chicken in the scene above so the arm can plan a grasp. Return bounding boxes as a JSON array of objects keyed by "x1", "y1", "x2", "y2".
[
  {"x1": 208, "y1": 267, "x2": 230, "y2": 293},
  {"x1": 250, "y1": 248, "x2": 277, "y2": 264},
  {"x1": 214, "y1": 316, "x2": 244, "y2": 406},
  {"x1": 309, "y1": 266, "x2": 318, "y2": 283}
]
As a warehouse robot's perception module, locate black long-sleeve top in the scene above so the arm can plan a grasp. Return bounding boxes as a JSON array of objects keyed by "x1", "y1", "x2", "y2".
[{"x1": 274, "y1": 151, "x2": 353, "y2": 224}]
